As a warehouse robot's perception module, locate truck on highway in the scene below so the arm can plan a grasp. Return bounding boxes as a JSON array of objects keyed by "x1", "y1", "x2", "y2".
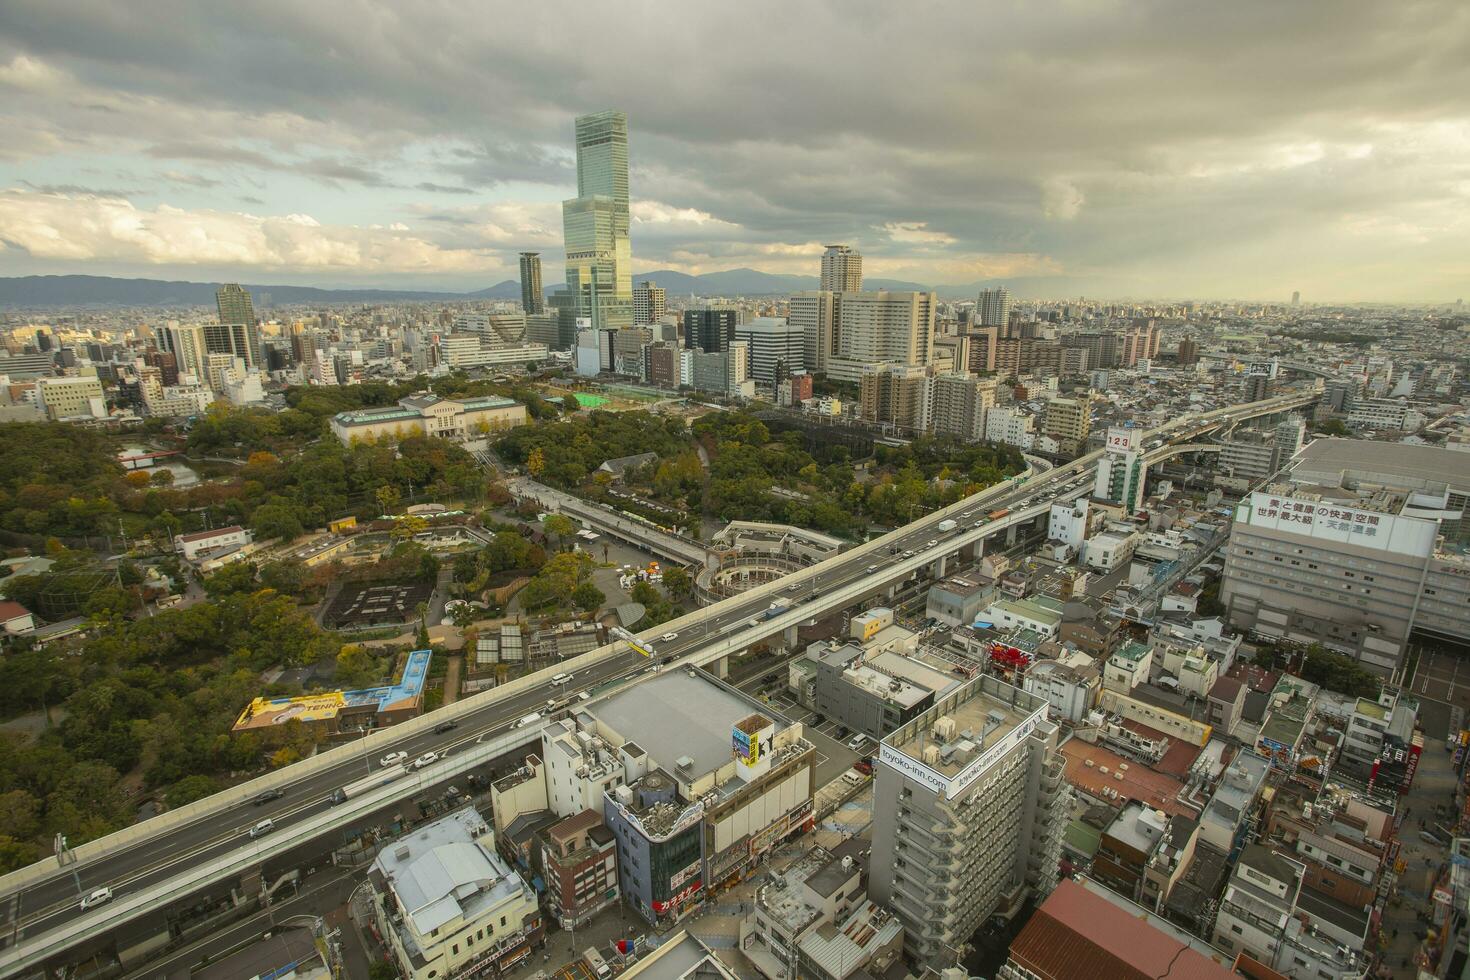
[
  {"x1": 988, "y1": 508, "x2": 1010, "y2": 520},
  {"x1": 331, "y1": 765, "x2": 411, "y2": 805},
  {"x1": 763, "y1": 598, "x2": 791, "y2": 620},
  {"x1": 936, "y1": 519, "x2": 958, "y2": 533}
]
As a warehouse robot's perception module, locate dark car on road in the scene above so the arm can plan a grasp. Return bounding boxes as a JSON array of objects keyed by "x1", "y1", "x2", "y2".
[
  {"x1": 252, "y1": 789, "x2": 285, "y2": 806},
  {"x1": 434, "y1": 720, "x2": 459, "y2": 734}
]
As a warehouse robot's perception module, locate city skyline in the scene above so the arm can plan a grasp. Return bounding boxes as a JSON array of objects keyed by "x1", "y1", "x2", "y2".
[{"x1": 0, "y1": 2, "x2": 1467, "y2": 302}]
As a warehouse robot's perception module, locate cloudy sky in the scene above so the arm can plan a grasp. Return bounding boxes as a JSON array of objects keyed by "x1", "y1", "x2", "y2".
[{"x1": 1, "y1": 0, "x2": 1467, "y2": 301}]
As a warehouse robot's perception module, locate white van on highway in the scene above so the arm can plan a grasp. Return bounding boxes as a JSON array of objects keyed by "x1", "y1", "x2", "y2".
[
  {"x1": 514, "y1": 712, "x2": 542, "y2": 729},
  {"x1": 551, "y1": 672, "x2": 572, "y2": 685}
]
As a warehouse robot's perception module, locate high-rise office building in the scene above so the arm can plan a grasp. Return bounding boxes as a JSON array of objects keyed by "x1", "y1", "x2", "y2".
[
  {"x1": 1176, "y1": 338, "x2": 1199, "y2": 365},
  {"x1": 789, "y1": 291, "x2": 838, "y2": 375},
  {"x1": 975, "y1": 287, "x2": 1011, "y2": 327},
  {"x1": 1291, "y1": 290, "x2": 1301, "y2": 306},
  {"x1": 819, "y1": 245, "x2": 862, "y2": 292},
  {"x1": 734, "y1": 317, "x2": 805, "y2": 383},
  {"x1": 215, "y1": 284, "x2": 261, "y2": 368},
  {"x1": 870, "y1": 677, "x2": 1071, "y2": 968},
  {"x1": 154, "y1": 322, "x2": 207, "y2": 380},
  {"x1": 551, "y1": 111, "x2": 633, "y2": 332},
  {"x1": 683, "y1": 309, "x2": 738, "y2": 354},
  {"x1": 519, "y1": 252, "x2": 544, "y2": 314},
  {"x1": 826, "y1": 291, "x2": 935, "y2": 382},
  {"x1": 633, "y1": 280, "x2": 666, "y2": 326}
]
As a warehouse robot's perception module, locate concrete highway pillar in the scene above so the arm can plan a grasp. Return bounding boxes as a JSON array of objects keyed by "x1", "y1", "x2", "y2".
[
  {"x1": 783, "y1": 624, "x2": 798, "y2": 649},
  {"x1": 711, "y1": 654, "x2": 729, "y2": 679},
  {"x1": 934, "y1": 553, "x2": 949, "y2": 578}
]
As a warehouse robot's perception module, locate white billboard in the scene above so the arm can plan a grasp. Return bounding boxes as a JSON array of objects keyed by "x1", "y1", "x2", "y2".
[
  {"x1": 1105, "y1": 426, "x2": 1140, "y2": 452},
  {"x1": 1239, "y1": 491, "x2": 1436, "y2": 557}
]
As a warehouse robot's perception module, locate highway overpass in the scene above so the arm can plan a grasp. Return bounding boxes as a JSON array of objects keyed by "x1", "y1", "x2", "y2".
[{"x1": 0, "y1": 389, "x2": 1317, "y2": 977}]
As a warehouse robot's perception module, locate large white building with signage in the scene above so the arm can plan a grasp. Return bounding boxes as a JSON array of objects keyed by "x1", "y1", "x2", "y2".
[
  {"x1": 1221, "y1": 439, "x2": 1470, "y2": 675},
  {"x1": 869, "y1": 676, "x2": 1072, "y2": 968}
]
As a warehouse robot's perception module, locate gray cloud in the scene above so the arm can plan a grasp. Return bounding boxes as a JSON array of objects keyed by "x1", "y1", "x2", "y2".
[{"x1": 0, "y1": 1, "x2": 1467, "y2": 298}]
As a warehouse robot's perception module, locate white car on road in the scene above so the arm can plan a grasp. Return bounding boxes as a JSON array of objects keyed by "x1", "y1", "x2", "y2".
[
  {"x1": 412, "y1": 752, "x2": 439, "y2": 770},
  {"x1": 80, "y1": 887, "x2": 113, "y2": 910},
  {"x1": 661, "y1": 632, "x2": 679, "y2": 642},
  {"x1": 380, "y1": 751, "x2": 408, "y2": 768}
]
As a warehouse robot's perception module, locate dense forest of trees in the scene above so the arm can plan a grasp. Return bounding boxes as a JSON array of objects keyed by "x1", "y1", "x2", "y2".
[
  {"x1": 0, "y1": 565, "x2": 341, "y2": 871},
  {"x1": 496, "y1": 410, "x2": 691, "y2": 489}
]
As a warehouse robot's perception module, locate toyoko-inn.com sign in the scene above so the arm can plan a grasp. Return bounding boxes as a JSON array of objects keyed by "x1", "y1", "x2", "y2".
[
  {"x1": 878, "y1": 705, "x2": 1045, "y2": 800},
  {"x1": 1240, "y1": 491, "x2": 1436, "y2": 557}
]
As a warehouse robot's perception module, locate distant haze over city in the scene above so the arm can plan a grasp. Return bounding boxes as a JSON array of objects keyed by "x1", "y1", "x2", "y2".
[{"x1": 1, "y1": 1, "x2": 1467, "y2": 303}]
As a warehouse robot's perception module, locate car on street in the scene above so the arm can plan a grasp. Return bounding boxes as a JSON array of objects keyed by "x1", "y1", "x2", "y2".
[
  {"x1": 252, "y1": 789, "x2": 285, "y2": 806},
  {"x1": 412, "y1": 752, "x2": 439, "y2": 770},
  {"x1": 433, "y1": 720, "x2": 458, "y2": 734},
  {"x1": 925, "y1": 539, "x2": 938, "y2": 548},
  {"x1": 80, "y1": 887, "x2": 113, "y2": 910},
  {"x1": 661, "y1": 632, "x2": 679, "y2": 642},
  {"x1": 248, "y1": 818, "x2": 275, "y2": 839},
  {"x1": 380, "y1": 751, "x2": 408, "y2": 768}
]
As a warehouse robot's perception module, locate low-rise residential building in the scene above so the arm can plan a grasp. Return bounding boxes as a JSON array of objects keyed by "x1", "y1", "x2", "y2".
[
  {"x1": 369, "y1": 807, "x2": 542, "y2": 980},
  {"x1": 738, "y1": 845, "x2": 903, "y2": 980},
  {"x1": 1022, "y1": 654, "x2": 1101, "y2": 723},
  {"x1": 1000, "y1": 877, "x2": 1236, "y2": 980},
  {"x1": 539, "y1": 809, "x2": 619, "y2": 929}
]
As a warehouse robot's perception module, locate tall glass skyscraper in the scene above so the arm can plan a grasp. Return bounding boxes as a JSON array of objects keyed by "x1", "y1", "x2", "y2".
[
  {"x1": 214, "y1": 283, "x2": 261, "y2": 368},
  {"x1": 552, "y1": 111, "x2": 633, "y2": 332}
]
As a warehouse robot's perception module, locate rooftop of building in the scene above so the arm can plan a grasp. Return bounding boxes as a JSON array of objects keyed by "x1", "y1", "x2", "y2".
[
  {"x1": 621, "y1": 930, "x2": 738, "y2": 979},
  {"x1": 1008, "y1": 877, "x2": 1237, "y2": 980},
  {"x1": 1060, "y1": 740, "x2": 1196, "y2": 818},
  {"x1": 883, "y1": 675, "x2": 1043, "y2": 786},
  {"x1": 1293, "y1": 437, "x2": 1470, "y2": 491},
  {"x1": 1111, "y1": 641, "x2": 1152, "y2": 665},
  {"x1": 372, "y1": 807, "x2": 528, "y2": 940},
  {"x1": 591, "y1": 669, "x2": 787, "y2": 783}
]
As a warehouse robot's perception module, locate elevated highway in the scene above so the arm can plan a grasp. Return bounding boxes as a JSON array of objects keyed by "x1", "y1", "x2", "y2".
[{"x1": 0, "y1": 390, "x2": 1317, "y2": 977}]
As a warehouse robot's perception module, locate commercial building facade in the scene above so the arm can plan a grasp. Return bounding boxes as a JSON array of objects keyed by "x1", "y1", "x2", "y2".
[{"x1": 330, "y1": 393, "x2": 526, "y2": 446}]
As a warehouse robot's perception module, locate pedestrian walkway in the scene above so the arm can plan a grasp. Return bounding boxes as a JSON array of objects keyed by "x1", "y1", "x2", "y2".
[{"x1": 1381, "y1": 730, "x2": 1461, "y2": 973}]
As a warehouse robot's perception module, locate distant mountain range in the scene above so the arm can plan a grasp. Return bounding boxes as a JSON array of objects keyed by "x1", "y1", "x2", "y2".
[{"x1": 0, "y1": 270, "x2": 1092, "y2": 307}]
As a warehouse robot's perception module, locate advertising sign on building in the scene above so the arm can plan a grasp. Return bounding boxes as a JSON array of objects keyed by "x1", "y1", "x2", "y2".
[{"x1": 1105, "y1": 426, "x2": 1139, "y2": 452}]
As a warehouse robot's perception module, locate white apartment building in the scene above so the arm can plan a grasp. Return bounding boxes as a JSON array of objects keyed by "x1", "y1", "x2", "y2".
[
  {"x1": 633, "y1": 280, "x2": 666, "y2": 325},
  {"x1": 826, "y1": 291, "x2": 935, "y2": 383},
  {"x1": 985, "y1": 406, "x2": 1035, "y2": 449},
  {"x1": 1347, "y1": 398, "x2": 1427, "y2": 431}
]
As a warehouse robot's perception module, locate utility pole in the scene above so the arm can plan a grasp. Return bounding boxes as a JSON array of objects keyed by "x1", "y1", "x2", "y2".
[{"x1": 55, "y1": 835, "x2": 83, "y2": 898}]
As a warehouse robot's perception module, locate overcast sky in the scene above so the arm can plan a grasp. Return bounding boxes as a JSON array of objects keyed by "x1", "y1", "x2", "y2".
[{"x1": 1, "y1": 1, "x2": 1467, "y2": 301}]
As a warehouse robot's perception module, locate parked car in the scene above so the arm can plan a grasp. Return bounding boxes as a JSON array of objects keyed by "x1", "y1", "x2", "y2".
[
  {"x1": 252, "y1": 789, "x2": 285, "y2": 806},
  {"x1": 412, "y1": 752, "x2": 439, "y2": 770},
  {"x1": 853, "y1": 759, "x2": 874, "y2": 775},
  {"x1": 380, "y1": 751, "x2": 409, "y2": 768},
  {"x1": 79, "y1": 887, "x2": 113, "y2": 910},
  {"x1": 847, "y1": 733, "x2": 868, "y2": 752}
]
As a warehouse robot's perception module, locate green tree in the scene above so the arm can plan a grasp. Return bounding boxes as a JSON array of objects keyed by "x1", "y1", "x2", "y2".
[
  {"x1": 375, "y1": 484, "x2": 401, "y2": 514},
  {"x1": 571, "y1": 581, "x2": 605, "y2": 612},
  {"x1": 662, "y1": 565, "x2": 692, "y2": 600},
  {"x1": 166, "y1": 774, "x2": 220, "y2": 808},
  {"x1": 335, "y1": 644, "x2": 381, "y2": 688},
  {"x1": 203, "y1": 561, "x2": 258, "y2": 597},
  {"x1": 251, "y1": 502, "x2": 306, "y2": 542},
  {"x1": 544, "y1": 514, "x2": 576, "y2": 552}
]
